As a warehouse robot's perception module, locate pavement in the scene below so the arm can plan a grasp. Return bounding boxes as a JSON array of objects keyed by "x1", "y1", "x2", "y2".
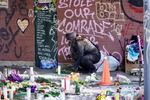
[{"x1": 0, "y1": 65, "x2": 144, "y2": 100}]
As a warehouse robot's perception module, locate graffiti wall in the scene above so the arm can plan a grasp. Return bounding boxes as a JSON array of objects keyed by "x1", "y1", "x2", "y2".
[
  {"x1": 0, "y1": 0, "x2": 35, "y2": 61},
  {"x1": 57, "y1": 0, "x2": 143, "y2": 63}
]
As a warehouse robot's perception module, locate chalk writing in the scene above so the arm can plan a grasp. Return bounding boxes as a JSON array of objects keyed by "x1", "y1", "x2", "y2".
[
  {"x1": 35, "y1": 0, "x2": 57, "y2": 67},
  {"x1": 58, "y1": 46, "x2": 70, "y2": 60},
  {"x1": 58, "y1": 0, "x2": 94, "y2": 8},
  {"x1": 111, "y1": 23, "x2": 122, "y2": 36},
  {"x1": 64, "y1": 8, "x2": 95, "y2": 19},
  {"x1": 28, "y1": 9, "x2": 34, "y2": 17},
  {"x1": 58, "y1": 18, "x2": 116, "y2": 40}
]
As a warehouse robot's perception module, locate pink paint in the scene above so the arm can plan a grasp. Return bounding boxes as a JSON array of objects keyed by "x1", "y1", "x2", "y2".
[{"x1": 137, "y1": 35, "x2": 144, "y2": 64}]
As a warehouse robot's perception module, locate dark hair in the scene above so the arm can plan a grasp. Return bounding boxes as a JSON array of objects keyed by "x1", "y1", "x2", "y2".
[{"x1": 65, "y1": 32, "x2": 76, "y2": 40}]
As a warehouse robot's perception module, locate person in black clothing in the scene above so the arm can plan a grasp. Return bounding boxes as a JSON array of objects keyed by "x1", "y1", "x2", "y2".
[{"x1": 65, "y1": 32, "x2": 101, "y2": 73}]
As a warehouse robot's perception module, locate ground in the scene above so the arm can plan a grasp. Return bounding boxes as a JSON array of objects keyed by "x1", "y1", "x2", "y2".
[{"x1": 0, "y1": 65, "x2": 144, "y2": 100}]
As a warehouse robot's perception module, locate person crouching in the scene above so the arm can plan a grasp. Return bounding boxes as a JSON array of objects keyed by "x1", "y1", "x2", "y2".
[{"x1": 65, "y1": 32, "x2": 101, "y2": 73}]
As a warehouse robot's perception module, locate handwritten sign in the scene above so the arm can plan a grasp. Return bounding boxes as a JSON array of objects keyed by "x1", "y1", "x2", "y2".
[{"x1": 34, "y1": 1, "x2": 57, "y2": 67}]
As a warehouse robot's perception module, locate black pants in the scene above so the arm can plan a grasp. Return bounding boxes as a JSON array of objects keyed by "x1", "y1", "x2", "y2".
[{"x1": 79, "y1": 53, "x2": 100, "y2": 73}]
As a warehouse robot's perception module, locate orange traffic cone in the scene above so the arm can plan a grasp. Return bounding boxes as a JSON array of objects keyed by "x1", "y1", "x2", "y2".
[{"x1": 99, "y1": 57, "x2": 113, "y2": 86}]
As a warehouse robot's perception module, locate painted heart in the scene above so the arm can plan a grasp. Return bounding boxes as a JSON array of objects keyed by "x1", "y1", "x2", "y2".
[{"x1": 17, "y1": 19, "x2": 29, "y2": 33}]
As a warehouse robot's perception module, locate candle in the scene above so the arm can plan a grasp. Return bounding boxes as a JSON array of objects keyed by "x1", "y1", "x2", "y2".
[
  {"x1": 58, "y1": 65, "x2": 61, "y2": 75},
  {"x1": 26, "y1": 87, "x2": 31, "y2": 100},
  {"x1": 3, "y1": 68, "x2": 8, "y2": 78},
  {"x1": 9, "y1": 87, "x2": 14, "y2": 100},
  {"x1": 30, "y1": 67, "x2": 34, "y2": 75},
  {"x1": 3, "y1": 87, "x2": 7, "y2": 99},
  {"x1": 65, "y1": 76, "x2": 71, "y2": 91},
  {"x1": 61, "y1": 79, "x2": 65, "y2": 89}
]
